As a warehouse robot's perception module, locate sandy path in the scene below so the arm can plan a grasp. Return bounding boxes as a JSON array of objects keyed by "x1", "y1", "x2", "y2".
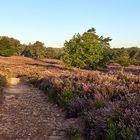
[{"x1": 0, "y1": 78, "x2": 68, "y2": 140}]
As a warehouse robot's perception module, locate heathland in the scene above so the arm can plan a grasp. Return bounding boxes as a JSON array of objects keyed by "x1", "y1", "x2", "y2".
[{"x1": 0, "y1": 28, "x2": 140, "y2": 140}]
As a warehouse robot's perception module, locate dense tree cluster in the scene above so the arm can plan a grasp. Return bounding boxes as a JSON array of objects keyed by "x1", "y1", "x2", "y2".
[
  {"x1": 109, "y1": 47, "x2": 140, "y2": 66},
  {"x1": 127, "y1": 47, "x2": 140, "y2": 65},
  {"x1": 0, "y1": 36, "x2": 63, "y2": 59},
  {"x1": 0, "y1": 36, "x2": 24, "y2": 56},
  {"x1": 109, "y1": 48, "x2": 131, "y2": 66},
  {"x1": 45, "y1": 47, "x2": 64, "y2": 59},
  {"x1": 22, "y1": 41, "x2": 46, "y2": 58}
]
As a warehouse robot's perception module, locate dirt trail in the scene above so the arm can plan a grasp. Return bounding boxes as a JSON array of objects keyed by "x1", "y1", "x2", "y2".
[{"x1": 0, "y1": 78, "x2": 68, "y2": 140}]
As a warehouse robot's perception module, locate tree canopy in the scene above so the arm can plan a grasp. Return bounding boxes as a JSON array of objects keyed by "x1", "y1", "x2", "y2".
[
  {"x1": 0, "y1": 36, "x2": 23, "y2": 56},
  {"x1": 22, "y1": 41, "x2": 46, "y2": 58},
  {"x1": 63, "y1": 28, "x2": 112, "y2": 69}
]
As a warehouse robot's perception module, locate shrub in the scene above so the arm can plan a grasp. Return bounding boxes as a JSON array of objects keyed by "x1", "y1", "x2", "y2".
[
  {"x1": 57, "y1": 87, "x2": 74, "y2": 108},
  {"x1": 70, "y1": 132, "x2": 81, "y2": 140},
  {"x1": 30, "y1": 70, "x2": 140, "y2": 139},
  {"x1": 105, "y1": 120, "x2": 133, "y2": 140},
  {"x1": 0, "y1": 45, "x2": 16, "y2": 56},
  {"x1": 105, "y1": 119, "x2": 116, "y2": 140},
  {"x1": 66, "y1": 127, "x2": 81, "y2": 140}
]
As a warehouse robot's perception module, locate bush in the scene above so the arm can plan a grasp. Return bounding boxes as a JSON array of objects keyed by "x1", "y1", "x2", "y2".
[
  {"x1": 57, "y1": 87, "x2": 74, "y2": 107},
  {"x1": 67, "y1": 127, "x2": 81, "y2": 140},
  {"x1": 105, "y1": 120, "x2": 133, "y2": 140},
  {"x1": 105, "y1": 119, "x2": 116, "y2": 140},
  {"x1": 0, "y1": 46, "x2": 16, "y2": 56},
  {"x1": 118, "y1": 56, "x2": 131, "y2": 66},
  {"x1": 70, "y1": 132, "x2": 81, "y2": 140},
  {"x1": 31, "y1": 71, "x2": 140, "y2": 140}
]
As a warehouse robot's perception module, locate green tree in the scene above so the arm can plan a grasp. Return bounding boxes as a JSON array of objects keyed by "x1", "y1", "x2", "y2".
[
  {"x1": 45, "y1": 47, "x2": 64, "y2": 59},
  {"x1": 22, "y1": 41, "x2": 46, "y2": 58},
  {"x1": 0, "y1": 36, "x2": 22, "y2": 56},
  {"x1": 0, "y1": 45, "x2": 15, "y2": 56},
  {"x1": 110, "y1": 48, "x2": 131, "y2": 66},
  {"x1": 63, "y1": 28, "x2": 112, "y2": 69},
  {"x1": 32, "y1": 41, "x2": 46, "y2": 58},
  {"x1": 127, "y1": 47, "x2": 140, "y2": 65}
]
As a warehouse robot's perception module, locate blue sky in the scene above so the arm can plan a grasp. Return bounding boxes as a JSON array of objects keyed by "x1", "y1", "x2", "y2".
[{"x1": 0, "y1": 0, "x2": 140, "y2": 48}]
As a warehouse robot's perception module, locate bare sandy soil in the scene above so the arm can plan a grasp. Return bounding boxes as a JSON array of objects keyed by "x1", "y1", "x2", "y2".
[{"x1": 0, "y1": 78, "x2": 68, "y2": 140}]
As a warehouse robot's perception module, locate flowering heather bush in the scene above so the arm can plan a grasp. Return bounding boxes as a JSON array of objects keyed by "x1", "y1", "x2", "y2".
[
  {"x1": 85, "y1": 93, "x2": 140, "y2": 140},
  {"x1": 32, "y1": 72, "x2": 140, "y2": 139},
  {"x1": 0, "y1": 56, "x2": 139, "y2": 139}
]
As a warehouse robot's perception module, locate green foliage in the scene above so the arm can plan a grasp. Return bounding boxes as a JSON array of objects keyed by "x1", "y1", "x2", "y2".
[
  {"x1": 118, "y1": 55, "x2": 131, "y2": 66},
  {"x1": 127, "y1": 47, "x2": 140, "y2": 65},
  {"x1": 106, "y1": 119, "x2": 133, "y2": 140},
  {"x1": 105, "y1": 119, "x2": 117, "y2": 140},
  {"x1": 127, "y1": 47, "x2": 139, "y2": 58},
  {"x1": 0, "y1": 45, "x2": 16, "y2": 56},
  {"x1": 67, "y1": 127, "x2": 81, "y2": 140},
  {"x1": 0, "y1": 36, "x2": 50, "y2": 59},
  {"x1": 63, "y1": 33, "x2": 86, "y2": 68},
  {"x1": 0, "y1": 79, "x2": 5, "y2": 86},
  {"x1": 109, "y1": 48, "x2": 130, "y2": 66},
  {"x1": 0, "y1": 36, "x2": 23, "y2": 56},
  {"x1": 22, "y1": 42, "x2": 64, "y2": 59},
  {"x1": 32, "y1": 41, "x2": 46, "y2": 58},
  {"x1": 0, "y1": 34, "x2": 140, "y2": 67},
  {"x1": 70, "y1": 132, "x2": 81, "y2": 140},
  {"x1": 45, "y1": 47, "x2": 64, "y2": 59},
  {"x1": 109, "y1": 47, "x2": 140, "y2": 66},
  {"x1": 57, "y1": 87, "x2": 74, "y2": 107},
  {"x1": 22, "y1": 41, "x2": 46, "y2": 58},
  {"x1": 93, "y1": 100, "x2": 105, "y2": 110},
  {"x1": 118, "y1": 123, "x2": 133, "y2": 140},
  {"x1": 63, "y1": 28, "x2": 112, "y2": 69}
]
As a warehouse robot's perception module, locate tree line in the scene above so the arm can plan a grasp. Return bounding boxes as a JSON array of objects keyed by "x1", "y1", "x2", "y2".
[
  {"x1": 63, "y1": 28, "x2": 140, "y2": 68},
  {"x1": 0, "y1": 36, "x2": 63, "y2": 59},
  {"x1": 0, "y1": 29, "x2": 140, "y2": 68}
]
